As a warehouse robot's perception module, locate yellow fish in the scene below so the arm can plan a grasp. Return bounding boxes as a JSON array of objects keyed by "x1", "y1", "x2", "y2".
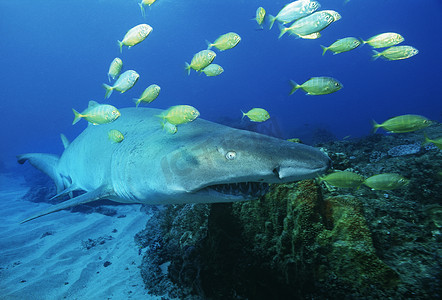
[
  {"x1": 372, "y1": 45, "x2": 418, "y2": 61},
  {"x1": 185, "y1": 50, "x2": 216, "y2": 75},
  {"x1": 138, "y1": 0, "x2": 157, "y2": 18},
  {"x1": 242, "y1": 108, "x2": 270, "y2": 122},
  {"x1": 255, "y1": 7, "x2": 266, "y2": 28},
  {"x1": 319, "y1": 171, "x2": 364, "y2": 188},
  {"x1": 201, "y1": 64, "x2": 224, "y2": 77},
  {"x1": 423, "y1": 133, "x2": 442, "y2": 150},
  {"x1": 118, "y1": 24, "x2": 152, "y2": 53},
  {"x1": 290, "y1": 77, "x2": 343, "y2": 95},
  {"x1": 160, "y1": 105, "x2": 200, "y2": 125},
  {"x1": 363, "y1": 174, "x2": 409, "y2": 190},
  {"x1": 103, "y1": 70, "x2": 139, "y2": 99},
  {"x1": 108, "y1": 129, "x2": 124, "y2": 143},
  {"x1": 133, "y1": 84, "x2": 161, "y2": 107},
  {"x1": 72, "y1": 101, "x2": 120, "y2": 125},
  {"x1": 372, "y1": 114, "x2": 431, "y2": 133},
  {"x1": 321, "y1": 37, "x2": 361, "y2": 55},
  {"x1": 363, "y1": 32, "x2": 404, "y2": 49},
  {"x1": 162, "y1": 121, "x2": 177, "y2": 135},
  {"x1": 207, "y1": 32, "x2": 241, "y2": 51},
  {"x1": 107, "y1": 57, "x2": 123, "y2": 82}
]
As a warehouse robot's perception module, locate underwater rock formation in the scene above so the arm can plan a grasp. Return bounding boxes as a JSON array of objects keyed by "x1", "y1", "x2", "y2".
[{"x1": 136, "y1": 180, "x2": 400, "y2": 299}]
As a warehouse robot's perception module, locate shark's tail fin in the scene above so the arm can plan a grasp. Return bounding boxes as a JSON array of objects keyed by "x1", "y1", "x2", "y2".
[{"x1": 17, "y1": 153, "x2": 64, "y2": 193}]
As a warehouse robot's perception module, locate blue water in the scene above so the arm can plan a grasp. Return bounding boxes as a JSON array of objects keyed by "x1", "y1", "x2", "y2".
[{"x1": 1, "y1": 0, "x2": 441, "y2": 169}]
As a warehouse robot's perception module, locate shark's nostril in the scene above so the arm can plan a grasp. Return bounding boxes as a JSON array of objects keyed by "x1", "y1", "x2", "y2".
[{"x1": 273, "y1": 166, "x2": 281, "y2": 179}]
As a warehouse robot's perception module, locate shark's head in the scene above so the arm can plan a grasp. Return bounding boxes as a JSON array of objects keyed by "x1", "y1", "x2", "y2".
[{"x1": 159, "y1": 127, "x2": 331, "y2": 203}]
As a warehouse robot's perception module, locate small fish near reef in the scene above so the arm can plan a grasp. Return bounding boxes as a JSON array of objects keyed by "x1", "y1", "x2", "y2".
[
  {"x1": 159, "y1": 105, "x2": 200, "y2": 125},
  {"x1": 133, "y1": 84, "x2": 161, "y2": 107},
  {"x1": 372, "y1": 114, "x2": 431, "y2": 133},
  {"x1": 372, "y1": 45, "x2": 419, "y2": 61},
  {"x1": 321, "y1": 37, "x2": 361, "y2": 55},
  {"x1": 72, "y1": 101, "x2": 121, "y2": 125},
  {"x1": 118, "y1": 24, "x2": 153, "y2": 53},
  {"x1": 255, "y1": 7, "x2": 266, "y2": 29},
  {"x1": 138, "y1": 0, "x2": 157, "y2": 18},
  {"x1": 363, "y1": 32, "x2": 404, "y2": 49},
  {"x1": 289, "y1": 77, "x2": 343, "y2": 95},
  {"x1": 269, "y1": 0, "x2": 321, "y2": 29},
  {"x1": 363, "y1": 173, "x2": 409, "y2": 190},
  {"x1": 207, "y1": 32, "x2": 241, "y2": 51},
  {"x1": 103, "y1": 70, "x2": 140, "y2": 99},
  {"x1": 185, "y1": 50, "x2": 216, "y2": 75},
  {"x1": 108, "y1": 129, "x2": 124, "y2": 143},
  {"x1": 423, "y1": 133, "x2": 442, "y2": 150},
  {"x1": 242, "y1": 108, "x2": 270, "y2": 122},
  {"x1": 107, "y1": 57, "x2": 123, "y2": 82},
  {"x1": 319, "y1": 171, "x2": 365, "y2": 188},
  {"x1": 201, "y1": 64, "x2": 224, "y2": 77}
]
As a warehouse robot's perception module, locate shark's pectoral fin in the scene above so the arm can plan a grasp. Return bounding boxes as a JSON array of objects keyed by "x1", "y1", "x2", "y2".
[{"x1": 20, "y1": 186, "x2": 114, "y2": 224}]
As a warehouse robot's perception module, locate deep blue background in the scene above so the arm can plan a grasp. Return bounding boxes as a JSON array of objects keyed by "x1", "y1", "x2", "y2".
[{"x1": 1, "y1": 0, "x2": 441, "y2": 169}]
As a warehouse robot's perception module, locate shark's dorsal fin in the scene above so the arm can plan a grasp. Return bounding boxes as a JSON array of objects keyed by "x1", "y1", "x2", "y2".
[
  {"x1": 60, "y1": 133, "x2": 70, "y2": 149},
  {"x1": 21, "y1": 186, "x2": 114, "y2": 224}
]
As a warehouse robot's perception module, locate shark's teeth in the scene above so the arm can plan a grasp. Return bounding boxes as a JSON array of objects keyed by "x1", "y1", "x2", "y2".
[{"x1": 208, "y1": 182, "x2": 269, "y2": 198}]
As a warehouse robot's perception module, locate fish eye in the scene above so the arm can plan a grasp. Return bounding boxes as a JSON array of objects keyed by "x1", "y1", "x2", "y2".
[
  {"x1": 225, "y1": 151, "x2": 236, "y2": 160},
  {"x1": 334, "y1": 82, "x2": 340, "y2": 86}
]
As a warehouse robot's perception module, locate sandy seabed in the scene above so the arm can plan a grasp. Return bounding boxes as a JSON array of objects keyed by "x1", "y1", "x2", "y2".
[{"x1": 0, "y1": 173, "x2": 161, "y2": 300}]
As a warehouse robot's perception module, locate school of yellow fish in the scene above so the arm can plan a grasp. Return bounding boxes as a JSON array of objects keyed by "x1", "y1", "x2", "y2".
[{"x1": 67, "y1": 0, "x2": 438, "y2": 192}]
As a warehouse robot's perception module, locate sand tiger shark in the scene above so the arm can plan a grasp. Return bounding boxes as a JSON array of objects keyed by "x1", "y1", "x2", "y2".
[{"x1": 18, "y1": 107, "x2": 331, "y2": 223}]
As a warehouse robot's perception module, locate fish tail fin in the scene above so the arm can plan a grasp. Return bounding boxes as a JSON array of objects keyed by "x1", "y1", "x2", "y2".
[
  {"x1": 372, "y1": 50, "x2": 381, "y2": 61},
  {"x1": 117, "y1": 40, "x2": 123, "y2": 53},
  {"x1": 278, "y1": 24, "x2": 288, "y2": 39},
  {"x1": 289, "y1": 80, "x2": 300, "y2": 95},
  {"x1": 422, "y1": 132, "x2": 431, "y2": 146},
  {"x1": 320, "y1": 45, "x2": 328, "y2": 56},
  {"x1": 17, "y1": 153, "x2": 64, "y2": 194},
  {"x1": 268, "y1": 15, "x2": 276, "y2": 29},
  {"x1": 371, "y1": 120, "x2": 381, "y2": 134},
  {"x1": 185, "y1": 62, "x2": 191, "y2": 75},
  {"x1": 103, "y1": 84, "x2": 113, "y2": 99},
  {"x1": 139, "y1": 2, "x2": 146, "y2": 18},
  {"x1": 205, "y1": 40, "x2": 213, "y2": 50},
  {"x1": 72, "y1": 109, "x2": 82, "y2": 125},
  {"x1": 241, "y1": 110, "x2": 246, "y2": 120},
  {"x1": 133, "y1": 98, "x2": 141, "y2": 108}
]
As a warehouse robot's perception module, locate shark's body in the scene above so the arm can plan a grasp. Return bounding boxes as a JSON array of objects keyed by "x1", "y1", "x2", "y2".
[{"x1": 18, "y1": 107, "x2": 330, "y2": 222}]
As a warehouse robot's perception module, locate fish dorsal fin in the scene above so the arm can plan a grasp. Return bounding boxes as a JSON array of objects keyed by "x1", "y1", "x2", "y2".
[
  {"x1": 60, "y1": 133, "x2": 70, "y2": 149},
  {"x1": 88, "y1": 100, "x2": 100, "y2": 108},
  {"x1": 20, "y1": 185, "x2": 114, "y2": 223}
]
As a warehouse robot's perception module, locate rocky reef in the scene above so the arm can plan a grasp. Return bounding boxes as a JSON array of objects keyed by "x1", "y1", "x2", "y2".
[{"x1": 135, "y1": 124, "x2": 442, "y2": 299}]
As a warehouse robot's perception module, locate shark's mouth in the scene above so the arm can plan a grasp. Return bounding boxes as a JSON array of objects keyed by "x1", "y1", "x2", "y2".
[{"x1": 205, "y1": 182, "x2": 269, "y2": 198}]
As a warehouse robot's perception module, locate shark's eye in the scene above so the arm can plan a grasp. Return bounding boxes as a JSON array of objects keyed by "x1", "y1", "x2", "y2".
[{"x1": 225, "y1": 151, "x2": 236, "y2": 160}]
